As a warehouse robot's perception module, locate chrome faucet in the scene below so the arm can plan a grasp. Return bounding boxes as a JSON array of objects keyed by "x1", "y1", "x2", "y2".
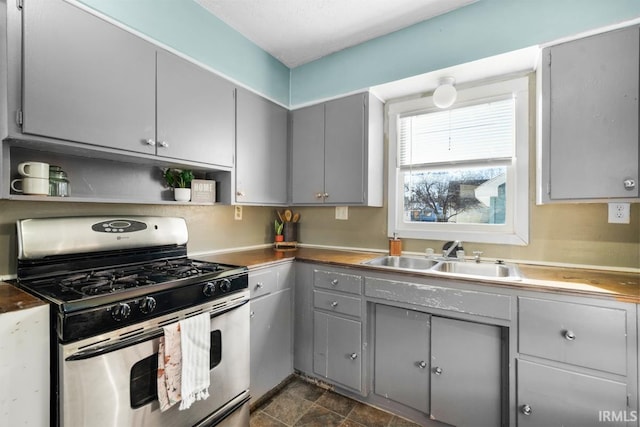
[{"x1": 442, "y1": 240, "x2": 463, "y2": 258}]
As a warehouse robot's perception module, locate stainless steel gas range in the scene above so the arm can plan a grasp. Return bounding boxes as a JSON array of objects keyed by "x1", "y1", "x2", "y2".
[{"x1": 15, "y1": 216, "x2": 250, "y2": 427}]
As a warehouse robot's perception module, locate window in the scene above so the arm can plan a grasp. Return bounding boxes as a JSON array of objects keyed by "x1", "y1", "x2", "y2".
[{"x1": 388, "y1": 77, "x2": 529, "y2": 245}]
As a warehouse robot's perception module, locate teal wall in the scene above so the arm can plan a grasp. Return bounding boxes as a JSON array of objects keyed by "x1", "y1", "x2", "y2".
[
  {"x1": 290, "y1": 0, "x2": 640, "y2": 106},
  {"x1": 79, "y1": 0, "x2": 640, "y2": 108},
  {"x1": 78, "y1": 0, "x2": 291, "y2": 106}
]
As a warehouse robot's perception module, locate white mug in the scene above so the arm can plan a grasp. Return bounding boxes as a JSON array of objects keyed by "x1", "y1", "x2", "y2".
[
  {"x1": 11, "y1": 177, "x2": 50, "y2": 195},
  {"x1": 18, "y1": 162, "x2": 49, "y2": 178}
]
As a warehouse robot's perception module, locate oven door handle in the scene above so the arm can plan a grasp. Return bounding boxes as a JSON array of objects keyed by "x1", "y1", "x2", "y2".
[{"x1": 65, "y1": 298, "x2": 248, "y2": 361}]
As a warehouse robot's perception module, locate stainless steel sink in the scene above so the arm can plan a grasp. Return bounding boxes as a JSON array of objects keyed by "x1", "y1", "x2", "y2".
[
  {"x1": 362, "y1": 255, "x2": 522, "y2": 280},
  {"x1": 431, "y1": 261, "x2": 522, "y2": 279},
  {"x1": 363, "y1": 255, "x2": 439, "y2": 270}
]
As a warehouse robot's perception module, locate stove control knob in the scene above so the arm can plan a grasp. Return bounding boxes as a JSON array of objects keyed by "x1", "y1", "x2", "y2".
[
  {"x1": 219, "y1": 278, "x2": 232, "y2": 293},
  {"x1": 139, "y1": 296, "x2": 157, "y2": 314},
  {"x1": 111, "y1": 302, "x2": 131, "y2": 321},
  {"x1": 203, "y1": 282, "x2": 216, "y2": 297}
]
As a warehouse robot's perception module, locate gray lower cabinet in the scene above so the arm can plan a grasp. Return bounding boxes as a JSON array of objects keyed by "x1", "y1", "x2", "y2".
[
  {"x1": 517, "y1": 360, "x2": 628, "y2": 427},
  {"x1": 517, "y1": 296, "x2": 636, "y2": 426},
  {"x1": 374, "y1": 304, "x2": 502, "y2": 427},
  {"x1": 313, "y1": 311, "x2": 362, "y2": 392},
  {"x1": 538, "y1": 24, "x2": 639, "y2": 201},
  {"x1": 21, "y1": 0, "x2": 235, "y2": 168},
  {"x1": 249, "y1": 264, "x2": 293, "y2": 404},
  {"x1": 235, "y1": 89, "x2": 288, "y2": 205},
  {"x1": 291, "y1": 92, "x2": 383, "y2": 206},
  {"x1": 374, "y1": 304, "x2": 430, "y2": 414}
]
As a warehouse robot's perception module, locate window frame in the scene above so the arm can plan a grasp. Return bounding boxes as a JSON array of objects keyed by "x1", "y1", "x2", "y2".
[{"x1": 387, "y1": 76, "x2": 530, "y2": 245}]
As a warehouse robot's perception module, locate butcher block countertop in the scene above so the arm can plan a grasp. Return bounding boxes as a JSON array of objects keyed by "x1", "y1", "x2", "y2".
[
  {"x1": 0, "y1": 284, "x2": 47, "y2": 314},
  {"x1": 196, "y1": 247, "x2": 640, "y2": 303}
]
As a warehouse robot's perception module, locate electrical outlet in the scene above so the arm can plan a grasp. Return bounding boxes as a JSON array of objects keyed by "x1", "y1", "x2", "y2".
[
  {"x1": 234, "y1": 205, "x2": 243, "y2": 221},
  {"x1": 608, "y1": 202, "x2": 630, "y2": 224},
  {"x1": 335, "y1": 206, "x2": 349, "y2": 220}
]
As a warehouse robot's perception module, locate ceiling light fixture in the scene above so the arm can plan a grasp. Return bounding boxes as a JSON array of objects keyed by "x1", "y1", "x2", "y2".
[{"x1": 433, "y1": 76, "x2": 457, "y2": 109}]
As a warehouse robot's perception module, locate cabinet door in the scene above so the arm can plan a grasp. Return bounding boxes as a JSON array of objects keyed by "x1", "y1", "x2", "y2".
[
  {"x1": 518, "y1": 360, "x2": 628, "y2": 427},
  {"x1": 430, "y1": 317, "x2": 502, "y2": 427},
  {"x1": 156, "y1": 50, "x2": 235, "y2": 167},
  {"x1": 22, "y1": 0, "x2": 156, "y2": 153},
  {"x1": 314, "y1": 311, "x2": 362, "y2": 392},
  {"x1": 236, "y1": 90, "x2": 288, "y2": 204},
  {"x1": 324, "y1": 93, "x2": 365, "y2": 204},
  {"x1": 291, "y1": 104, "x2": 325, "y2": 204},
  {"x1": 250, "y1": 290, "x2": 293, "y2": 404},
  {"x1": 374, "y1": 305, "x2": 430, "y2": 414},
  {"x1": 546, "y1": 26, "x2": 639, "y2": 199}
]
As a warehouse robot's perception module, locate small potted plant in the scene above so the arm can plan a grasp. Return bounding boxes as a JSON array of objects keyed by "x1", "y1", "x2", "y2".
[
  {"x1": 163, "y1": 168, "x2": 194, "y2": 202},
  {"x1": 274, "y1": 220, "x2": 284, "y2": 242}
]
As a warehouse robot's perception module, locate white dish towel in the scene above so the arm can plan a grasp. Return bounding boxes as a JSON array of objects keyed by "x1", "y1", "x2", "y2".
[
  {"x1": 157, "y1": 312, "x2": 211, "y2": 412},
  {"x1": 178, "y1": 312, "x2": 211, "y2": 410}
]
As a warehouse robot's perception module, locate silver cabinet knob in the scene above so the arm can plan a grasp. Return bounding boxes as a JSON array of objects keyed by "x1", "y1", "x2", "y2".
[
  {"x1": 250, "y1": 311, "x2": 255, "y2": 318},
  {"x1": 323, "y1": 193, "x2": 329, "y2": 198},
  {"x1": 145, "y1": 139, "x2": 156, "y2": 146},
  {"x1": 158, "y1": 141, "x2": 169, "y2": 148},
  {"x1": 418, "y1": 361, "x2": 427, "y2": 369},
  {"x1": 624, "y1": 179, "x2": 636, "y2": 190},
  {"x1": 315, "y1": 192, "x2": 324, "y2": 199},
  {"x1": 331, "y1": 301, "x2": 339, "y2": 308},
  {"x1": 255, "y1": 282, "x2": 263, "y2": 289},
  {"x1": 564, "y1": 330, "x2": 576, "y2": 341},
  {"x1": 349, "y1": 353, "x2": 358, "y2": 360},
  {"x1": 521, "y1": 404, "x2": 533, "y2": 416},
  {"x1": 236, "y1": 191, "x2": 245, "y2": 197},
  {"x1": 331, "y1": 279, "x2": 339, "y2": 286},
  {"x1": 433, "y1": 366, "x2": 443, "y2": 375}
]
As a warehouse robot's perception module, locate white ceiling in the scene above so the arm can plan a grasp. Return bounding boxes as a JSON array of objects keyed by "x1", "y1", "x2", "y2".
[{"x1": 194, "y1": 0, "x2": 477, "y2": 68}]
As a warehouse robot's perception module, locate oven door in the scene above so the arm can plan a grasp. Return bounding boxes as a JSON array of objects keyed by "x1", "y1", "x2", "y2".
[{"x1": 59, "y1": 299, "x2": 249, "y2": 427}]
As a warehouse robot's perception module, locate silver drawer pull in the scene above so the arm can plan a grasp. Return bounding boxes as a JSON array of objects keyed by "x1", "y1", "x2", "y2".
[
  {"x1": 331, "y1": 279, "x2": 339, "y2": 286},
  {"x1": 255, "y1": 282, "x2": 264, "y2": 289},
  {"x1": 349, "y1": 353, "x2": 358, "y2": 360},
  {"x1": 250, "y1": 311, "x2": 255, "y2": 318},
  {"x1": 331, "y1": 301, "x2": 339, "y2": 308},
  {"x1": 418, "y1": 361, "x2": 427, "y2": 369},
  {"x1": 521, "y1": 404, "x2": 533, "y2": 416},
  {"x1": 433, "y1": 366, "x2": 443, "y2": 375},
  {"x1": 564, "y1": 330, "x2": 576, "y2": 341}
]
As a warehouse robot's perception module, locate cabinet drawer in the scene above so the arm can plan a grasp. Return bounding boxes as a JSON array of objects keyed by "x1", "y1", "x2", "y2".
[
  {"x1": 249, "y1": 268, "x2": 278, "y2": 299},
  {"x1": 517, "y1": 359, "x2": 627, "y2": 427},
  {"x1": 518, "y1": 297, "x2": 627, "y2": 375},
  {"x1": 314, "y1": 290, "x2": 362, "y2": 318},
  {"x1": 314, "y1": 269, "x2": 362, "y2": 295}
]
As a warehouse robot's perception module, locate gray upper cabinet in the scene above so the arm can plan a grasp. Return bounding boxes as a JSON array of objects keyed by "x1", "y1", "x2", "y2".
[
  {"x1": 21, "y1": 0, "x2": 234, "y2": 168},
  {"x1": 22, "y1": 0, "x2": 156, "y2": 154},
  {"x1": 291, "y1": 92, "x2": 383, "y2": 206},
  {"x1": 156, "y1": 51, "x2": 235, "y2": 167},
  {"x1": 235, "y1": 89, "x2": 288, "y2": 204},
  {"x1": 539, "y1": 25, "x2": 639, "y2": 201}
]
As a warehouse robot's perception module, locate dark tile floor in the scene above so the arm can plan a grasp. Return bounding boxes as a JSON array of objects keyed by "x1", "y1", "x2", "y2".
[{"x1": 250, "y1": 376, "x2": 422, "y2": 427}]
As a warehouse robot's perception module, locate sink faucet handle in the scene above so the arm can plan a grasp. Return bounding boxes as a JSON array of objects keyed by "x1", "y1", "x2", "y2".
[{"x1": 473, "y1": 251, "x2": 484, "y2": 263}]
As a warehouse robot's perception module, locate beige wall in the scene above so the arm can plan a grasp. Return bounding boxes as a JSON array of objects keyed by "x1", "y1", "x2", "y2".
[{"x1": 294, "y1": 75, "x2": 640, "y2": 270}]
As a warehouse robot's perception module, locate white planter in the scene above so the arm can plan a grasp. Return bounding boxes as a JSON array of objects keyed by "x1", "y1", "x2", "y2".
[{"x1": 174, "y1": 188, "x2": 191, "y2": 202}]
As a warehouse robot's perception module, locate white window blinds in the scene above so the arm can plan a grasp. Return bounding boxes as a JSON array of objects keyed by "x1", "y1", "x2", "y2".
[{"x1": 398, "y1": 97, "x2": 515, "y2": 168}]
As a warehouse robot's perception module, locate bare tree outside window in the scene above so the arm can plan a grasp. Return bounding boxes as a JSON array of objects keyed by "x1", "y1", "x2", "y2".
[{"x1": 404, "y1": 167, "x2": 506, "y2": 225}]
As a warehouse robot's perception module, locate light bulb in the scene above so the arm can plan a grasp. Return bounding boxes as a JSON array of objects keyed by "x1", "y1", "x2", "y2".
[{"x1": 433, "y1": 77, "x2": 457, "y2": 109}]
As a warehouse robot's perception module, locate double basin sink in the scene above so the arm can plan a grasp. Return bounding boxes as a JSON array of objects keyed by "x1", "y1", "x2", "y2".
[{"x1": 362, "y1": 255, "x2": 522, "y2": 280}]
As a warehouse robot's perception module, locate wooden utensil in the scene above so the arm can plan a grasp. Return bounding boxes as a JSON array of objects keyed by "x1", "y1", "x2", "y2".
[
  {"x1": 277, "y1": 210, "x2": 284, "y2": 223},
  {"x1": 292, "y1": 212, "x2": 300, "y2": 223},
  {"x1": 284, "y1": 209, "x2": 293, "y2": 222}
]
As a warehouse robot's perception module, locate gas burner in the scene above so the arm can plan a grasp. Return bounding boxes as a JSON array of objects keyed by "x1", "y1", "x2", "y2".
[
  {"x1": 60, "y1": 270, "x2": 157, "y2": 296},
  {"x1": 144, "y1": 259, "x2": 223, "y2": 279}
]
